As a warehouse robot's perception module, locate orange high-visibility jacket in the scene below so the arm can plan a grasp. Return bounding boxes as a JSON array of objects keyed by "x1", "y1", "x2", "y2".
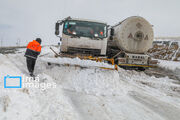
[
  {"x1": 27, "y1": 40, "x2": 41, "y2": 52},
  {"x1": 25, "y1": 40, "x2": 41, "y2": 59}
]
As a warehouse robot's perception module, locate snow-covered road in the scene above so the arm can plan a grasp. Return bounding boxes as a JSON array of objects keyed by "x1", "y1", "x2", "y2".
[{"x1": 0, "y1": 46, "x2": 180, "y2": 120}]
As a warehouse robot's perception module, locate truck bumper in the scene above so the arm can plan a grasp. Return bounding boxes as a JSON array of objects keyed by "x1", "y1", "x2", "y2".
[{"x1": 118, "y1": 63, "x2": 157, "y2": 68}]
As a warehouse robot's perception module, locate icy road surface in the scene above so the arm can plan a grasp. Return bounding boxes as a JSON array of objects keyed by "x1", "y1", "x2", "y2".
[{"x1": 0, "y1": 46, "x2": 180, "y2": 120}]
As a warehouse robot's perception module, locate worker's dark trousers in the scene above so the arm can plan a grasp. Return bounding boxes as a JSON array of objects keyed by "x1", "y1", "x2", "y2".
[{"x1": 26, "y1": 57, "x2": 36, "y2": 74}]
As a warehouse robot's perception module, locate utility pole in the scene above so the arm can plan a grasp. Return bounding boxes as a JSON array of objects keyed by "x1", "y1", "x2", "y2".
[
  {"x1": 16, "y1": 38, "x2": 21, "y2": 46},
  {"x1": 16, "y1": 39, "x2": 18, "y2": 46},
  {"x1": 18, "y1": 38, "x2": 21, "y2": 46},
  {"x1": 1, "y1": 37, "x2": 3, "y2": 47}
]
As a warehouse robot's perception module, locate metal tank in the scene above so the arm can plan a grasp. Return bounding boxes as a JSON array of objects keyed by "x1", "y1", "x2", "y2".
[{"x1": 113, "y1": 16, "x2": 154, "y2": 53}]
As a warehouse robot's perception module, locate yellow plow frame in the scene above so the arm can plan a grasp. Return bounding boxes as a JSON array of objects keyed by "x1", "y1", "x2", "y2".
[
  {"x1": 50, "y1": 47, "x2": 118, "y2": 70},
  {"x1": 78, "y1": 55, "x2": 118, "y2": 70}
]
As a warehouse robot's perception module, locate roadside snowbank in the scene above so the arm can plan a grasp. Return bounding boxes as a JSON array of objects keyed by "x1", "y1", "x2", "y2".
[
  {"x1": 158, "y1": 59, "x2": 180, "y2": 71},
  {"x1": 43, "y1": 65, "x2": 129, "y2": 96}
]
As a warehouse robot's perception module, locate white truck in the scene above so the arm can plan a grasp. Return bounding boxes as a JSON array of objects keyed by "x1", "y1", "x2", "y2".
[
  {"x1": 55, "y1": 17, "x2": 108, "y2": 56},
  {"x1": 55, "y1": 16, "x2": 157, "y2": 70}
]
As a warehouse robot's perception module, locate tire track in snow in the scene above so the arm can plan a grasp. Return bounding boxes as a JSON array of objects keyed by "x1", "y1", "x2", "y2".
[{"x1": 129, "y1": 91, "x2": 180, "y2": 120}]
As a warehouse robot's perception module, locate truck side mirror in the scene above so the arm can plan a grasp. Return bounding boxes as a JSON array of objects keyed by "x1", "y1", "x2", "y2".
[
  {"x1": 55, "y1": 22, "x2": 60, "y2": 35},
  {"x1": 110, "y1": 28, "x2": 114, "y2": 36},
  {"x1": 110, "y1": 28, "x2": 114, "y2": 40}
]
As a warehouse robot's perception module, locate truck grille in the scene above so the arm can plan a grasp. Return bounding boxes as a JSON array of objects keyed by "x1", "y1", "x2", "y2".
[{"x1": 67, "y1": 47, "x2": 101, "y2": 56}]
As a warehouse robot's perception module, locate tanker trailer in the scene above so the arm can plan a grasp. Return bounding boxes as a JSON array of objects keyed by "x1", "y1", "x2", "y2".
[{"x1": 107, "y1": 16, "x2": 158, "y2": 70}]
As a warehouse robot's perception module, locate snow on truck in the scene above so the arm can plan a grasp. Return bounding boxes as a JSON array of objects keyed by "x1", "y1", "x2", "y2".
[{"x1": 54, "y1": 16, "x2": 157, "y2": 70}]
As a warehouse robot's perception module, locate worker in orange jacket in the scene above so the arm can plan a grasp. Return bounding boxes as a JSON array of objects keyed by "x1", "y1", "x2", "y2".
[{"x1": 25, "y1": 38, "x2": 42, "y2": 77}]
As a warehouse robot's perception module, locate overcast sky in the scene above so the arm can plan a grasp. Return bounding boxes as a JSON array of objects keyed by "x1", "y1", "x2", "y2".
[{"x1": 0, "y1": 0, "x2": 180, "y2": 46}]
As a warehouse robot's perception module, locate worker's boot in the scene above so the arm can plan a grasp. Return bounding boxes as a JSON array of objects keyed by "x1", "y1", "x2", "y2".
[{"x1": 30, "y1": 72, "x2": 35, "y2": 78}]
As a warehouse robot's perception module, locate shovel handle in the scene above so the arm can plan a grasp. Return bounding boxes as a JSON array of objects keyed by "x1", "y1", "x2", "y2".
[{"x1": 50, "y1": 47, "x2": 59, "y2": 57}]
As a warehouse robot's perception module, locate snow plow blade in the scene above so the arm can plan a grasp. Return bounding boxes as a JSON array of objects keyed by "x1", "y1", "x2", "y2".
[{"x1": 48, "y1": 47, "x2": 118, "y2": 70}]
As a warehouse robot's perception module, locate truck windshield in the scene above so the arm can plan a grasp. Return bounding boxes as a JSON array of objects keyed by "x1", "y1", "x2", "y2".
[{"x1": 63, "y1": 20, "x2": 107, "y2": 39}]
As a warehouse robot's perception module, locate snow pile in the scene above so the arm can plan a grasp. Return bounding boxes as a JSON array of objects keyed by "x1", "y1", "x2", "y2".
[
  {"x1": 43, "y1": 66, "x2": 129, "y2": 96},
  {"x1": 158, "y1": 59, "x2": 180, "y2": 71}
]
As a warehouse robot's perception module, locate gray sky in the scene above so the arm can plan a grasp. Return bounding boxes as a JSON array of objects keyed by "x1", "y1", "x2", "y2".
[{"x1": 0, "y1": 0, "x2": 180, "y2": 46}]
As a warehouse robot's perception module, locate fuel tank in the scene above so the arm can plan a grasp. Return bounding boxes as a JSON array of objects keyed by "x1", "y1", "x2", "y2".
[{"x1": 112, "y1": 16, "x2": 154, "y2": 53}]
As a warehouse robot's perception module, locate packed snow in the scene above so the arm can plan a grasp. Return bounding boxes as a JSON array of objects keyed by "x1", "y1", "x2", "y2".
[{"x1": 0, "y1": 46, "x2": 180, "y2": 120}]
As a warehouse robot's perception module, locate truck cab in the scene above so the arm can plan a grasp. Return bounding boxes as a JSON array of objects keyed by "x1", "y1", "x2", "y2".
[{"x1": 55, "y1": 17, "x2": 108, "y2": 56}]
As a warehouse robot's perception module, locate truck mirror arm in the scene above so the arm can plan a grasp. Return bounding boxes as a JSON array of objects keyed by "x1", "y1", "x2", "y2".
[
  {"x1": 55, "y1": 16, "x2": 71, "y2": 41},
  {"x1": 55, "y1": 16, "x2": 72, "y2": 37},
  {"x1": 57, "y1": 16, "x2": 71, "y2": 25},
  {"x1": 109, "y1": 28, "x2": 114, "y2": 40},
  {"x1": 110, "y1": 28, "x2": 114, "y2": 36},
  {"x1": 55, "y1": 22, "x2": 60, "y2": 35}
]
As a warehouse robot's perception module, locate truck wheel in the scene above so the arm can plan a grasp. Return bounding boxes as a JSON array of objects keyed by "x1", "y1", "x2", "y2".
[{"x1": 138, "y1": 67, "x2": 145, "y2": 71}]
